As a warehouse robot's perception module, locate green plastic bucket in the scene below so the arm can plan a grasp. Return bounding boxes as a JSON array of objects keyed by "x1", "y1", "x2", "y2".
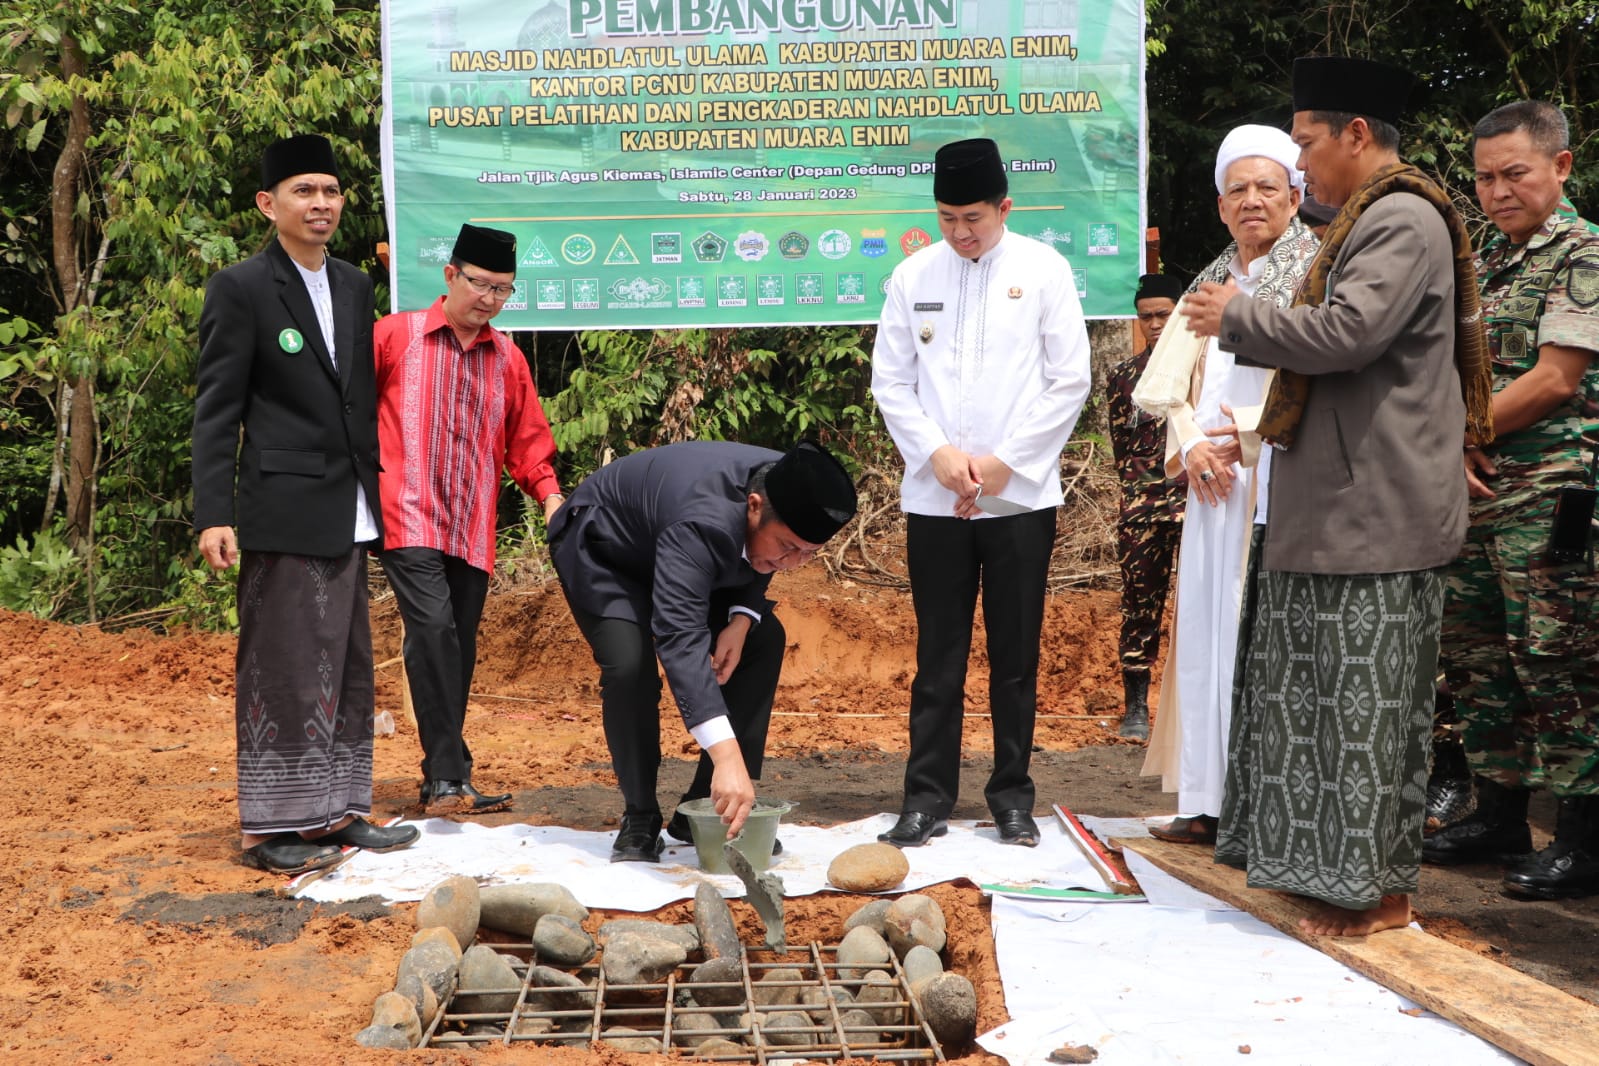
[{"x1": 675, "y1": 798, "x2": 794, "y2": 873}]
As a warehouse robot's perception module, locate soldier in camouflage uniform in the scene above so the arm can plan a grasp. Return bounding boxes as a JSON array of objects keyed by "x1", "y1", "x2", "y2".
[
  {"x1": 1424, "y1": 101, "x2": 1599, "y2": 900},
  {"x1": 1107, "y1": 273, "x2": 1187, "y2": 739}
]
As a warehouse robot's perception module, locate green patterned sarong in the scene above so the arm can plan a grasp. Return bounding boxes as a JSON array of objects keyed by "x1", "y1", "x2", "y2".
[{"x1": 1216, "y1": 567, "x2": 1445, "y2": 910}]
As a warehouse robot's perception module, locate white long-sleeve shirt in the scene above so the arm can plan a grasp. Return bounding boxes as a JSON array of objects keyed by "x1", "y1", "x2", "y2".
[{"x1": 871, "y1": 228, "x2": 1092, "y2": 516}]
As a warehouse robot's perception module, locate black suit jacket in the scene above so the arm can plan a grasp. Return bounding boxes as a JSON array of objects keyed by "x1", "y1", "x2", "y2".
[
  {"x1": 191, "y1": 237, "x2": 381, "y2": 556},
  {"x1": 549, "y1": 441, "x2": 779, "y2": 729}
]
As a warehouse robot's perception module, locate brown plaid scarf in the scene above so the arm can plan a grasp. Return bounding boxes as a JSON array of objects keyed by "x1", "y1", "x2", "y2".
[{"x1": 1255, "y1": 162, "x2": 1494, "y2": 448}]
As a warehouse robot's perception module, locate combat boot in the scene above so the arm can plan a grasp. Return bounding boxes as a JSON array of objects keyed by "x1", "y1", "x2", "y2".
[
  {"x1": 1425, "y1": 729, "x2": 1474, "y2": 833},
  {"x1": 1503, "y1": 795, "x2": 1599, "y2": 900},
  {"x1": 1421, "y1": 776, "x2": 1532, "y2": 865},
  {"x1": 1119, "y1": 669, "x2": 1150, "y2": 741}
]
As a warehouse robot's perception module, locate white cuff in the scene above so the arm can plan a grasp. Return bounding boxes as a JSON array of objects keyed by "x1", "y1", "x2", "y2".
[
  {"x1": 690, "y1": 715, "x2": 735, "y2": 751},
  {"x1": 729, "y1": 605, "x2": 761, "y2": 625}
]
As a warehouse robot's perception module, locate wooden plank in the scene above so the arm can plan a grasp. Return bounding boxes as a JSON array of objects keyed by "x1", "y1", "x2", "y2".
[{"x1": 1117, "y1": 836, "x2": 1599, "y2": 1066}]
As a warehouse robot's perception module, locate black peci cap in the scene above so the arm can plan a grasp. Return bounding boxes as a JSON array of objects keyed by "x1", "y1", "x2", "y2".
[{"x1": 763, "y1": 441, "x2": 857, "y2": 544}]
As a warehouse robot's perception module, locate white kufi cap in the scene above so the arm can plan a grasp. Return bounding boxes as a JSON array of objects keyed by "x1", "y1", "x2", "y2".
[{"x1": 1214, "y1": 124, "x2": 1305, "y2": 195}]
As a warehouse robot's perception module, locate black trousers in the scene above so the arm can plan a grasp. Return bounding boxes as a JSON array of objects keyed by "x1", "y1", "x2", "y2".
[
  {"x1": 379, "y1": 547, "x2": 490, "y2": 783},
  {"x1": 903, "y1": 508, "x2": 1056, "y2": 818},
  {"x1": 566, "y1": 596, "x2": 785, "y2": 817}
]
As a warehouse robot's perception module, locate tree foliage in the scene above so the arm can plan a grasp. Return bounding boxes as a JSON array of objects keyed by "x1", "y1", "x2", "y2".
[{"x1": 0, "y1": 0, "x2": 1594, "y2": 625}]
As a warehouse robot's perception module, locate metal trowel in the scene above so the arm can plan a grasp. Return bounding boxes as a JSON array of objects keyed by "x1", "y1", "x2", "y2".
[
  {"x1": 723, "y1": 838, "x2": 787, "y2": 953},
  {"x1": 973, "y1": 484, "x2": 1030, "y2": 516}
]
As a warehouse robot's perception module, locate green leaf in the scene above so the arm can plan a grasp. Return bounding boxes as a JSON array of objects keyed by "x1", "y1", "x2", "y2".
[{"x1": 24, "y1": 117, "x2": 45, "y2": 152}]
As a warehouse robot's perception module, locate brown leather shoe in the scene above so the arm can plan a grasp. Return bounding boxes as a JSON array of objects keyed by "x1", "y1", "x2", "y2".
[{"x1": 1148, "y1": 814, "x2": 1218, "y2": 845}]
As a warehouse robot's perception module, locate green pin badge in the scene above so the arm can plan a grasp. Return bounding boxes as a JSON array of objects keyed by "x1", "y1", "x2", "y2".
[{"x1": 278, "y1": 328, "x2": 304, "y2": 354}]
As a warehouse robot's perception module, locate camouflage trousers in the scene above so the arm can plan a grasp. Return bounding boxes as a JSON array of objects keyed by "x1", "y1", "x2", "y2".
[
  {"x1": 1439, "y1": 519, "x2": 1599, "y2": 796},
  {"x1": 1116, "y1": 513, "x2": 1180, "y2": 672}
]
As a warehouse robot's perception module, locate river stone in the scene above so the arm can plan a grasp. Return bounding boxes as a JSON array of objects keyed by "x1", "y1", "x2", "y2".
[
  {"x1": 838, "y1": 1007, "x2": 881, "y2": 1045},
  {"x1": 919, "y1": 971, "x2": 977, "y2": 1046},
  {"x1": 602, "y1": 1027, "x2": 663, "y2": 1053},
  {"x1": 837, "y1": 925, "x2": 892, "y2": 980},
  {"x1": 602, "y1": 930, "x2": 688, "y2": 987},
  {"x1": 354, "y1": 1023, "x2": 413, "y2": 1049},
  {"x1": 753, "y1": 967, "x2": 804, "y2": 1006},
  {"x1": 367, "y1": 990, "x2": 421, "y2": 1048},
  {"x1": 513, "y1": 1015, "x2": 555, "y2": 1037},
  {"x1": 693, "y1": 881, "x2": 741, "y2": 961},
  {"x1": 416, "y1": 875, "x2": 481, "y2": 950},
  {"x1": 670, "y1": 1009, "x2": 723, "y2": 1048},
  {"x1": 462, "y1": 1022, "x2": 504, "y2": 1048},
  {"x1": 884, "y1": 894, "x2": 946, "y2": 958},
  {"x1": 477, "y1": 882, "x2": 588, "y2": 936},
  {"x1": 410, "y1": 924, "x2": 462, "y2": 960},
  {"x1": 902, "y1": 944, "x2": 944, "y2": 993},
  {"x1": 763, "y1": 1009, "x2": 815, "y2": 1047},
  {"x1": 394, "y1": 972, "x2": 439, "y2": 1030},
  {"x1": 855, "y1": 969, "x2": 901, "y2": 1026},
  {"x1": 842, "y1": 898, "x2": 894, "y2": 937},
  {"x1": 688, "y1": 955, "x2": 745, "y2": 1007},
  {"x1": 800, "y1": 984, "x2": 855, "y2": 1020},
  {"x1": 527, "y1": 964, "x2": 595, "y2": 1010},
  {"x1": 695, "y1": 1037, "x2": 746, "y2": 1056},
  {"x1": 454, "y1": 944, "x2": 522, "y2": 1016},
  {"x1": 598, "y1": 918, "x2": 700, "y2": 953},
  {"x1": 396, "y1": 939, "x2": 459, "y2": 1004},
  {"x1": 827, "y1": 842, "x2": 910, "y2": 892},
  {"x1": 533, "y1": 912, "x2": 596, "y2": 966}
]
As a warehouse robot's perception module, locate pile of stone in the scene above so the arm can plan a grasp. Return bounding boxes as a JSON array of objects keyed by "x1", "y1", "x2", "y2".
[{"x1": 355, "y1": 858, "x2": 977, "y2": 1055}]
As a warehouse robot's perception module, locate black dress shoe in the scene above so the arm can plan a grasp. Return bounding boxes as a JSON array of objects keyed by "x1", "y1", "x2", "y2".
[
  {"x1": 425, "y1": 780, "x2": 513, "y2": 816},
  {"x1": 316, "y1": 819, "x2": 421, "y2": 853},
  {"x1": 612, "y1": 811, "x2": 664, "y2": 863},
  {"x1": 1503, "y1": 841, "x2": 1599, "y2": 900},
  {"x1": 667, "y1": 808, "x2": 782, "y2": 855},
  {"x1": 241, "y1": 834, "x2": 344, "y2": 875},
  {"x1": 995, "y1": 809, "x2": 1041, "y2": 847},
  {"x1": 878, "y1": 811, "x2": 948, "y2": 848}
]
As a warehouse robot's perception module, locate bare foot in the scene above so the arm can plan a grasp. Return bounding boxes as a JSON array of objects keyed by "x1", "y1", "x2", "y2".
[{"x1": 1298, "y1": 893, "x2": 1411, "y2": 937}]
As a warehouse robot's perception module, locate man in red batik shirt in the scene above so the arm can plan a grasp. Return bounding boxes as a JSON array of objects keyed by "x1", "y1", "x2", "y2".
[{"x1": 376, "y1": 223, "x2": 564, "y2": 816}]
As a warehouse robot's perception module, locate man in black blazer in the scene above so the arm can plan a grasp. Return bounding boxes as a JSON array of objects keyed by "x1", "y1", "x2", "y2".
[
  {"x1": 550, "y1": 441, "x2": 856, "y2": 862},
  {"x1": 192, "y1": 134, "x2": 417, "y2": 875}
]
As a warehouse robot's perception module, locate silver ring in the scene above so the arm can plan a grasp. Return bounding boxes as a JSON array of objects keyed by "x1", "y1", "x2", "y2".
[{"x1": 1199, "y1": 470, "x2": 1214, "y2": 482}]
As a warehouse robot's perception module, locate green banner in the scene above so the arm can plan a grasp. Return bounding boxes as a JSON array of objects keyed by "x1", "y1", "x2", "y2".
[{"x1": 380, "y1": 0, "x2": 1146, "y2": 327}]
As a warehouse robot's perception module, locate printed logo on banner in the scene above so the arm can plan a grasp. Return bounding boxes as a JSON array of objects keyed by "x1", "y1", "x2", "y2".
[
  {"x1": 1073, "y1": 268, "x2": 1087, "y2": 298},
  {"x1": 502, "y1": 280, "x2": 529, "y2": 312},
  {"x1": 836, "y1": 273, "x2": 866, "y2": 304},
  {"x1": 818, "y1": 229, "x2": 852, "y2": 260},
  {"x1": 779, "y1": 231, "x2": 810, "y2": 260},
  {"x1": 1086, "y1": 223, "x2": 1118, "y2": 256},
  {"x1": 900, "y1": 228, "x2": 932, "y2": 256},
  {"x1": 693, "y1": 231, "x2": 728, "y2": 263},
  {"x1": 652, "y1": 232, "x2": 682, "y2": 264},
  {"x1": 880, "y1": 275, "x2": 893, "y2": 296},
  {"x1": 418, "y1": 236, "x2": 454, "y2": 264},
  {"x1": 535, "y1": 279, "x2": 566, "y2": 310},
  {"x1": 796, "y1": 273, "x2": 824, "y2": 304},
  {"x1": 606, "y1": 276, "x2": 671, "y2": 309},
  {"x1": 562, "y1": 234, "x2": 596, "y2": 265},
  {"x1": 735, "y1": 230, "x2": 770, "y2": 262},
  {"x1": 859, "y1": 228, "x2": 888, "y2": 258},
  {"x1": 717, "y1": 275, "x2": 748, "y2": 307},
  {"x1": 604, "y1": 235, "x2": 640, "y2": 266},
  {"x1": 757, "y1": 274, "x2": 785, "y2": 306},
  {"x1": 573, "y1": 278, "x2": 600, "y2": 310},
  {"x1": 521, "y1": 236, "x2": 558, "y2": 268},
  {"x1": 676, "y1": 276, "x2": 706, "y2": 308},
  {"x1": 1033, "y1": 226, "x2": 1073, "y2": 252}
]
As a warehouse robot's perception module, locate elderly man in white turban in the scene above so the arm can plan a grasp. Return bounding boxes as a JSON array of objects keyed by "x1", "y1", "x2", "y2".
[{"x1": 1138, "y1": 124, "x2": 1320, "y2": 844}]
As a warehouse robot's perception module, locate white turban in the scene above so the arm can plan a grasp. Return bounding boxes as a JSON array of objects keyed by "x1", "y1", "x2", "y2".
[{"x1": 1213, "y1": 124, "x2": 1305, "y2": 195}]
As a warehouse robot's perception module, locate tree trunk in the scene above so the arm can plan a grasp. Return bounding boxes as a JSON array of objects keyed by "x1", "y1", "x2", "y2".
[{"x1": 52, "y1": 33, "x2": 94, "y2": 550}]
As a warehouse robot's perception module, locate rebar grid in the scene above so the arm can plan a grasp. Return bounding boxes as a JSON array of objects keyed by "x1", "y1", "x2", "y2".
[{"x1": 423, "y1": 939, "x2": 947, "y2": 1062}]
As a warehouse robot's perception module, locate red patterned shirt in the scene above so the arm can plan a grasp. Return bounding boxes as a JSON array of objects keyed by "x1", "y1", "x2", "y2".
[{"x1": 375, "y1": 298, "x2": 560, "y2": 571}]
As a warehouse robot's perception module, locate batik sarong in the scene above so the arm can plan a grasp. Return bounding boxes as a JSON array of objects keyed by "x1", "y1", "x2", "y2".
[
  {"x1": 235, "y1": 548, "x2": 374, "y2": 835},
  {"x1": 1216, "y1": 567, "x2": 1444, "y2": 909}
]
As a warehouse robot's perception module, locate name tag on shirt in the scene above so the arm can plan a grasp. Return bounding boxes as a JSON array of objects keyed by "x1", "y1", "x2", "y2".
[{"x1": 914, "y1": 302, "x2": 943, "y2": 312}]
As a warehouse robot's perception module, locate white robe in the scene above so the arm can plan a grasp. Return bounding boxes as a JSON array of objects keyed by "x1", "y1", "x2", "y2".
[{"x1": 1144, "y1": 256, "x2": 1274, "y2": 817}]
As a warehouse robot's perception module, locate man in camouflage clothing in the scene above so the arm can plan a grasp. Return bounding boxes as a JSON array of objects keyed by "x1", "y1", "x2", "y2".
[
  {"x1": 1106, "y1": 273, "x2": 1186, "y2": 739},
  {"x1": 1424, "y1": 101, "x2": 1599, "y2": 900}
]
